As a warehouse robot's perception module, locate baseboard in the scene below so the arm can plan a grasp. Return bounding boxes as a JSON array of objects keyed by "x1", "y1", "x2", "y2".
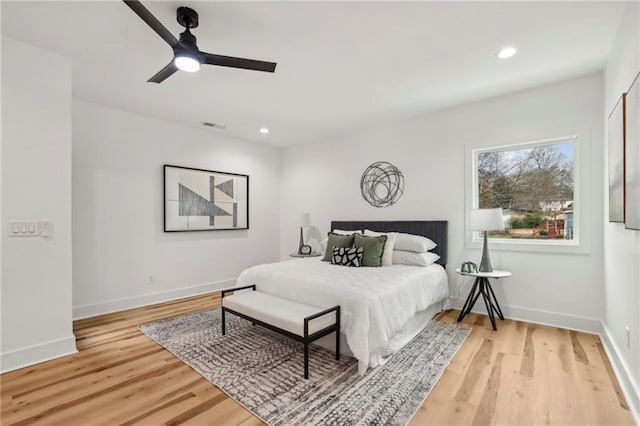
[
  {"x1": 73, "y1": 279, "x2": 236, "y2": 320},
  {"x1": 449, "y1": 297, "x2": 602, "y2": 334},
  {"x1": 600, "y1": 323, "x2": 640, "y2": 424},
  {"x1": 1, "y1": 335, "x2": 78, "y2": 374}
]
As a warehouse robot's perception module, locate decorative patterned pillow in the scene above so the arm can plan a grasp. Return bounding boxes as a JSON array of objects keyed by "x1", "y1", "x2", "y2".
[{"x1": 331, "y1": 247, "x2": 363, "y2": 267}]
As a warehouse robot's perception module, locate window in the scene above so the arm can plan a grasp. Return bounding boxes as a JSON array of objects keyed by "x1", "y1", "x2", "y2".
[{"x1": 472, "y1": 136, "x2": 577, "y2": 244}]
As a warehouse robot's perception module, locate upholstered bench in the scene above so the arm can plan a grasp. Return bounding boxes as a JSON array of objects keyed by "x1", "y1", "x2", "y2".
[{"x1": 221, "y1": 284, "x2": 340, "y2": 379}]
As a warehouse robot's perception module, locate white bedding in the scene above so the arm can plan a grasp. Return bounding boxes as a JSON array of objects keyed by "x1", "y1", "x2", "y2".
[{"x1": 236, "y1": 258, "x2": 449, "y2": 374}]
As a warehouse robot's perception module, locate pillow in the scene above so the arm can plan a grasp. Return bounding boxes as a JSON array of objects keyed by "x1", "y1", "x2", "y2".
[
  {"x1": 393, "y1": 232, "x2": 437, "y2": 252},
  {"x1": 331, "y1": 247, "x2": 363, "y2": 267},
  {"x1": 321, "y1": 230, "x2": 362, "y2": 253},
  {"x1": 321, "y1": 232, "x2": 356, "y2": 261},
  {"x1": 332, "y1": 229, "x2": 363, "y2": 235},
  {"x1": 354, "y1": 233, "x2": 387, "y2": 267},
  {"x1": 392, "y1": 250, "x2": 440, "y2": 267},
  {"x1": 363, "y1": 229, "x2": 397, "y2": 266}
]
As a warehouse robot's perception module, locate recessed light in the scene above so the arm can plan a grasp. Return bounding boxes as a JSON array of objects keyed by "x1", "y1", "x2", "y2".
[
  {"x1": 497, "y1": 46, "x2": 517, "y2": 59},
  {"x1": 259, "y1": 127, "x2": 269, "y2": 134}
]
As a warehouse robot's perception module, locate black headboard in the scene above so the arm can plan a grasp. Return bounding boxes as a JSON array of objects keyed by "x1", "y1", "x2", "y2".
[{"x1": 330, "y1": 221, "x2": 448, "y2": 266}]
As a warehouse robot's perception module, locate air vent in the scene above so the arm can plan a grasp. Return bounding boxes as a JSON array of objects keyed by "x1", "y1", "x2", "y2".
[{"x1": 200, "y1": 121, "x2": 226, "y2": 130}]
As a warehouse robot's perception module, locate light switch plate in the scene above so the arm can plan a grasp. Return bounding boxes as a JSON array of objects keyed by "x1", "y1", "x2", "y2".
[{"x1": 9, "y1": 221, "x2": 44, "y2": 237}]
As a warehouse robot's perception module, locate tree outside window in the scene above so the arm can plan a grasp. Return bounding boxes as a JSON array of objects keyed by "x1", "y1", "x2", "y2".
[{"x1": 475, "y1": 139, "x2": 575, "y2": 240}]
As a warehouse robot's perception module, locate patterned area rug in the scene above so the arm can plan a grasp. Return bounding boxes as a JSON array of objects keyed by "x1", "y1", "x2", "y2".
[{"x1": 139, "y1": 308, "x2": 469, "y2": 426}]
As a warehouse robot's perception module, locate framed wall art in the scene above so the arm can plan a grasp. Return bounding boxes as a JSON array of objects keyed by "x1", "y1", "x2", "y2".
[
  {"x1": 625, "y1": 73, "x2": 640, "y2": 230},
  {"x1": 608, "y1": 93, "x2": 626, "y2": 223},
  {"x1": 164, "y1": 165, "x2": 249, "y2": 232}
]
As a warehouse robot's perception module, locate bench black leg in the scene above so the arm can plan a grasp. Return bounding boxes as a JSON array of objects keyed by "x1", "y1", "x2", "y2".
[
  {"x1": 221, "y1": 308, "x2": 226, "y2": 336},
  {"x1": 304, "y1": 342, "x2": 309, "y2": 379},
  {"x1": 335, "y1": 308, "x2": 341, "y2": 360}
]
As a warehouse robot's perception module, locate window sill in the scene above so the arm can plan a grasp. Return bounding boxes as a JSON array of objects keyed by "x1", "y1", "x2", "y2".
[{"x1": 467, "y1": 237, "x2": 589, "y2": 255}]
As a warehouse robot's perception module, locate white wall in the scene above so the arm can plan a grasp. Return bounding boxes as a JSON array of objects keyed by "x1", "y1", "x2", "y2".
[
  {"x1": 603, "y1": 0, "x2": 640, "y2": 418},
  {"x1": 72, "y1": 100, "x2": 281, "y2": 318},
  {"x1": 1, "y1": 37, "x2": 76, "y2": 371},
  {"x1": 281, "y1": 73, "x2": 604, "y2": 332}
]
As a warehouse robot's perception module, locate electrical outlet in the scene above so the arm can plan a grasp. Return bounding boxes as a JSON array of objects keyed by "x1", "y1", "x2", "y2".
[
  {"x1": 148, "y1": 275, "x2": 155, "y2": 285},
  {"x1": 626, "y1": 326, "x2": 631, "y2": 348}
]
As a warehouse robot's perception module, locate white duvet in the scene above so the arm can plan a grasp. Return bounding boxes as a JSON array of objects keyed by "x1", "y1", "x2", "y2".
[{"x1": 236, "y1": 258, "x2": 449, "y2": 374}]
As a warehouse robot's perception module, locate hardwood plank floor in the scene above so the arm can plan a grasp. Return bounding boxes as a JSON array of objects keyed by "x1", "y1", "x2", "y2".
[{"x1": 1, "y1": 294, "x2": 633, "y2": 425}]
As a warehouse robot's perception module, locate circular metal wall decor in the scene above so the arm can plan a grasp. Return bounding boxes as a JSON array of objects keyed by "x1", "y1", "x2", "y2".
[{"x1": 360, "y1": 161, "x2": 404, "y2": 208}]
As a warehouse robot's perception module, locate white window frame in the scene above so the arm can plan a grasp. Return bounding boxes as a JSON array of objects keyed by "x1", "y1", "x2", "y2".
[{"x1": 465, "y1": 134, "x2": 592, "y2": 255}]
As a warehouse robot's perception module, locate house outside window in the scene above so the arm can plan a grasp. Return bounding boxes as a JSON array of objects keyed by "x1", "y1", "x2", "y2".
[{"x1": 472, "y1": 136, "x2": 577, "y2": 244}]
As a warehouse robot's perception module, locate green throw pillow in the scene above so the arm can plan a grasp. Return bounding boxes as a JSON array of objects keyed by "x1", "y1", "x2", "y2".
[
  {"x1": 354, "y1": 233, "x2": 387, "y2": 267},
  {"x1": 322, "y1": 232, "x2": 356, "y2": 261}
]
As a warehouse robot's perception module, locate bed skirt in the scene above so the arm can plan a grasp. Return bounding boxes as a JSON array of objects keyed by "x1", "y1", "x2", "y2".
[{"x1": 313, "y1": 300, "x2": 445, "y2": 360}]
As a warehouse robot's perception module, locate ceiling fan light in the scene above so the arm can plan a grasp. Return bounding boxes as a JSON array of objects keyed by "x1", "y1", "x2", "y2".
[
  {"x1": 174, "y1": 55, "x2": 200, "y2": 72},
  {"x1": 497, "y1": 46, "x2": 517, "y2": 59}
]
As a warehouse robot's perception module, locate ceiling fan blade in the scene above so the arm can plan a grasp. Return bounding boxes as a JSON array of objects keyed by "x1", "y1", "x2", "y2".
[
  {"x1": 123, "y1": 0, "x2": 179, "y2": 48},
  {"x1": 201, "y1": 53, "x2": 277, "y2": 73},
  {"x1": 148, "y1": 61, "x2": 179, "y2": 83}
]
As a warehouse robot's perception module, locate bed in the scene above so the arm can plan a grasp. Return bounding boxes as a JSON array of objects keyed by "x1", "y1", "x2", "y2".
[{"x1": 235, "y1": 220, "x2": 449, "y2": 374}]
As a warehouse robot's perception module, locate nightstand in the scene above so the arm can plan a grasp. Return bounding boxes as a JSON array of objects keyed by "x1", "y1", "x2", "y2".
[
  {"x1": 289, "y1": 252, "x2": 322, "y2": 258},
  {"x1": 455, "y1": 268, "x2": 511, "y2": 330}
]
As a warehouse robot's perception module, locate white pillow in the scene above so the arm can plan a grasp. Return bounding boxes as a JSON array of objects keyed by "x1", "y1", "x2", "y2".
[
  {"x1": 393, "y1": 232, "x2": 437, "y2": 252},
  {"x1": 392, "y1": 250, "x2": 440, "y2": 267},
  {"x1": 363, "y1": 229, "x2": 397, "y2": 266},
  {"x1": 332, "y1": 229, "x2": 363, "y2": 235}
]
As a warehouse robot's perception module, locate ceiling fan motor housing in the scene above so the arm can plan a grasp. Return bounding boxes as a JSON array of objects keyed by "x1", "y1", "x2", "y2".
[
  {"x1": 178, "y1": 29, "x2": 198, "y2": 50},
  {"x1": 175, "y1": 30, "x2": 202, "y2": 63}
]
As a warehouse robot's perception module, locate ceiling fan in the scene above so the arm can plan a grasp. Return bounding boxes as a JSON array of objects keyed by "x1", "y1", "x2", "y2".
[{"x1": 123, "y1": 0, "x2": 277, "y2": 83}]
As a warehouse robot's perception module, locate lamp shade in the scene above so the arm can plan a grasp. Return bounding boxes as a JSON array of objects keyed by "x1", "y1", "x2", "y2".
[
  {"x1": 469, "y1": 208, "x2": 505, "y2": 231},
  {"x1": 299, "y1": 213, "x2": 311, "y2": 227}
]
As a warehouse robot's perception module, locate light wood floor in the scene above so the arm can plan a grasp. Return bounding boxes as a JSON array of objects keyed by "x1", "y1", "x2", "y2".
[{"x1": 1, "y1": 293, "x2": 634, "y2": 425}]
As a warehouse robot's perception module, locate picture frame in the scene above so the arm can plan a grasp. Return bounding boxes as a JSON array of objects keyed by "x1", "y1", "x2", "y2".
[
  {"x1": 164, "y1": 164, "x2": 249, "y2": 232},
  {"x1": 608, "y1": 93, "x2": 626, "y2": 223},
  {"x1": 625, "y1": 73, "x2": 640, "y2": 230}
]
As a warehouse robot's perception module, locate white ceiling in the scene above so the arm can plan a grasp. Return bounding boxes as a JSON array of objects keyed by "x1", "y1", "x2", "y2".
[{"x1": 1, "y1": 1, "x2": 627, "y2": 147}]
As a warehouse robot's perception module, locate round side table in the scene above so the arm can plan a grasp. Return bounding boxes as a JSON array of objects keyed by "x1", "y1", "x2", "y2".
[
  {"x1": 455, "y1": 268, "x2": 511, "y2": 330},
  {"x1": 289, "y1": 252, "x2": 322, "y2": 258}
]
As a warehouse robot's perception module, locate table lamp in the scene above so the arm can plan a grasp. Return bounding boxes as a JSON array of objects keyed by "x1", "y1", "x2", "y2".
[
  {"x1": 469, "y1": 208, "x2": 504, "y2": 272},
  {"x1": 297, "y1": 213, "x2": 312, "y2": 254}
]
